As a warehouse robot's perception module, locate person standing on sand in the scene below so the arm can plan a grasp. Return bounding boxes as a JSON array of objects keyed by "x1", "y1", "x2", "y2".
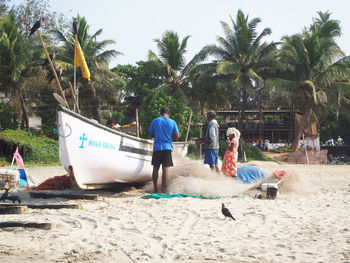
[
  {"x1": 149, "y1": 106, "x2": 180, "y2": 193},
  {"x1": 196, "y1": 110, "x2": 220, "y2": 173},
  {"x1": 221, "y1": 127, "x2": 240, "y2": 177}
]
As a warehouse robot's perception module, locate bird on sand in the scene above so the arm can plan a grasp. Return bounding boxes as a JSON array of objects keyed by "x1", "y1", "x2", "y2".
[
  {"x1": 0, "y1": 189, "x2": 9, "y2": 202},
  {"x1": 42, "y1": 51, "x2": 56, "y2": 70},
  {"x1": 28, "y1": 17, "x2": 44, "y2": 38},
  {"x1": 6, "y1": 195, "x2": 21, "y2": 204},
  {"x1": 48, "y1": 67, "x2": 63, "y2": 83},
  {"x1": 221, "y1": 203, "x2": 236, "y2": 220},
  {"x1": 72, "y1": 18, "x2": 79, "y2": 35}
]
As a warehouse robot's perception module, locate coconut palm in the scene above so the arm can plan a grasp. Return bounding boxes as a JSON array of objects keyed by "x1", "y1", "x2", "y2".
[
  {"x1": 198, "y1": 9, "x2": 277, "y2": 131},
  {"x1": 148, "y1": 31, "x2": 202, "y2": 100},
  {"x1": 51, "y1": 16, "x2": 124, "y2": 120},
  {"x1": 312, "y1": 11, "x2": 350, "y2": 119},
  {"x1": 268, "y1": 11, "x2": 350, "y2": 149},
  {"x1": 0, "y1": 12, "x2": 32, "y2": 130},
  {"x1": 186, "y1": 61, "x2": 230, "y2": 114}
]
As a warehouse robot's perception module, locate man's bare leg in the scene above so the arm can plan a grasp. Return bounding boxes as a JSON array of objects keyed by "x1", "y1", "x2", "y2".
[
  {"x1": 209, "y1": 164, "x2": 220, "y2": 173},
  {"x1": 215, "y1": 164, "x2": 220, "y2": 173},
  {"x1": 161, "y1": 167, "x2": 169, "y2": 193},
  {"x1": 152, "y1": 166, "x2": 160, "y2": 193}
]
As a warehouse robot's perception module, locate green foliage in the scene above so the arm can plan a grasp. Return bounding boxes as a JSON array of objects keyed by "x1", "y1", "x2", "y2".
[
  {"x1": 197, "y1": 9, "x2": 277, "y2": 130},
  {"x1": 242, "y1": 143, "x2": 275, "y2": 162},
  {"x1": 319, "y1": 111, "x2": 350, "y2": 145},
  {"x1": 139, "y1": 90, "x2": 195, "y2": 141},
  {"x1": 0, "y1": 12, "x2": 28, "y2": 84},
  {"x1": 39, "y1": 118, "x2": 57, "y2": 139},
  {"x1": 112, "y1": 61, "x2": 165, "y2": 124},
  {"x1": 50, "y1": 15, "x2": 123, "y2": 120},
  {"x1": 31, "y1": 84, "x2": 57, "y2": 139},
  {"x1": 0, "y1": 103, "x2": 18, "y2": 130},
  {"x1": 0, "y1": 129, "x2": 59, "y2": 164},
  {"x1": 0, "y1": 12, "x2": 35, "y2": 131},
  {"x1": 149, "y1": 31, "x2": 201, "y2": 99},
  {"x1": 152, "y1": 31, "x2": 190, "y2": 70},
  {"x1": 101, "y1": 110, "x2": 125, "y2": 126},
  {"x1": 275, "y1": 11, "x2": 349, "y2": 116},
  {"x1": 0, "y1": 6, "x2": 349, "y2": 150}
]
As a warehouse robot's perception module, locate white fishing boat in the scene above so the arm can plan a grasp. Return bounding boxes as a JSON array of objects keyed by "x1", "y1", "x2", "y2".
[{"x1": 57, "y1": 105, "x2": 189, "y2": 189}]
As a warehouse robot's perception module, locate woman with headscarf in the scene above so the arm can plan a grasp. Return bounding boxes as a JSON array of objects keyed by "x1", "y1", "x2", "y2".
[{"x1": 221, "y1": 127, "x2": 240, "y2": 177}]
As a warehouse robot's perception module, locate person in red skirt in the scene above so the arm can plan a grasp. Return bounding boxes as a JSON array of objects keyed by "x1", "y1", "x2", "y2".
[{"x1": 221, "y1": 127, "x2": 240, "y2": 177}]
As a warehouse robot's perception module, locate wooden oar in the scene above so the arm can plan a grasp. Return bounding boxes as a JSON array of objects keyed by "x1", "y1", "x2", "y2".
[
  {"x1": 37, "y1": 29, "x2": 70, "y2": 109},
  {"x1": 53, "y1": 92, "x2": 68, "y2": 107},
  {"x1": 68, "y1": 81, "x2": 81, "y2": 114}
]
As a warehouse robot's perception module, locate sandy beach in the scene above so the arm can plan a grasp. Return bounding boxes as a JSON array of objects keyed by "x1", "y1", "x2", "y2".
[{"x1": 0, "y1": 161, "x2": 349, "y2": 263}]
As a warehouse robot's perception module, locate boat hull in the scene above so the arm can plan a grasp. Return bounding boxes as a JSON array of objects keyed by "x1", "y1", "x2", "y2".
[{"x1": 57, "y1": 106, "x2": 188, "y2": 189}]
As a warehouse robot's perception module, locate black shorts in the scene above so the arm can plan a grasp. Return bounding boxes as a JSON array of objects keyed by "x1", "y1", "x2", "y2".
[{"x1": 151, "y1": 150, "x2": 173, "y2": 167}]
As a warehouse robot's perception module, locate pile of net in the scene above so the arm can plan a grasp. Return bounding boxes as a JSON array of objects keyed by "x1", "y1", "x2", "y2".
[{"x1": 27, "y1": 175, "x2": 72, "y2": 190}]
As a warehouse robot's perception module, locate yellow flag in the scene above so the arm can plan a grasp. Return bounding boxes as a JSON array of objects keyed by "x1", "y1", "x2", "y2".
[{"x1": 74, "y1": 35, "x2": 90, "y2": 80}]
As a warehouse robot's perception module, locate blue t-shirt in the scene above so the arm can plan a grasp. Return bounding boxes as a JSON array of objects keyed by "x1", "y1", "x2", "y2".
[{"x1": 149, "y1": 116, "x2": 179, "y2": 152}]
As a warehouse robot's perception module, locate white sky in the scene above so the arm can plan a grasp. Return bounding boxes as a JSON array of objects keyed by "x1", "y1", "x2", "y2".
[{"x1": 11, "y1": 0, "x2": 350, "y2": 67}]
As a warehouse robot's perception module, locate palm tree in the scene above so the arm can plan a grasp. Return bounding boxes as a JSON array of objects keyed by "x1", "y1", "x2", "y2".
[
  {"x1": 198, "y1": 9, "x2": 277, "y2": 131},
  {"x1": 0, "y1": 12, "x2": 32, "y2": 130},
  {"x1": 268, "y1": 11, "x2": 350, "y2": 149},
  {"x1": 187, "y1": 61, "x2": 230, "y2": 114},
  {"x1": 148, "y1": 31, "x2": 202, "y2": 100},
  {"x1": 313, "y1": 11, "x2": 350, "y2": 119},
  {"x1": 51, "y1": 16, "x2": 124, "y2": 120}
]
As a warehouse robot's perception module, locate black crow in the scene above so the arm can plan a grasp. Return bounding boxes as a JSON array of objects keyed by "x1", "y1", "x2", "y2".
[
  {"x1": 0, "y1": 189, "x2": 9, "y2": 201},
  {"x1": 48, "y1": 68, "x2": 63, "y2": 83},
  {"x1": 6, "y1": 195, "x2": 21, "y2": 204},
  {"x1": 73, "y1": 18, "x2": 79, "y2": 35},
  {"x1": 221, "y1": 203, "x2": 236, "y2": 220},
  {"x1": 42, "y1": 51, "x2": 56, "y2": 69},
  {"x1": 28, "y1": 17, "x2": 44, "y2": 38}
]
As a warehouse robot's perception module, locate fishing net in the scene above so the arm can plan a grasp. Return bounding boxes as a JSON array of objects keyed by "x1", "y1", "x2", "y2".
[{"x1": 26, "y1": 175, "x2": 72, "y2": 190}]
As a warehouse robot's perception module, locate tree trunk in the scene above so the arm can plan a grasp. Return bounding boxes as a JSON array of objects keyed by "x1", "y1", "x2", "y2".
[
  {"x1": 238, "y1": 87, "x2": 247, "y2": 132},
  {"x1": 288, "y1": 100, "x2": 295, "y2": 145},
  {"x1": 258, "y1": 83, "x2": 264, "y2": 148},
  {"x1": 292, "y1": 107, "x2": 310, "y2": 151},
  {"x1": 292, "y1": 124, "x2": 302, "y2": 151},
  {"x1": 17, "y1": 85, "x2": 29, "y2": 131}
]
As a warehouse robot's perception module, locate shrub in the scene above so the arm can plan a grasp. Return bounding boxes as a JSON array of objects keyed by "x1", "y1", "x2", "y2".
[
  {"x1": 139, "y1": 90, "x2": 198, "y2": 141},
  {"x1": 242, "y1": 143, "x2": 274, "y2": 162},
  {"x1": 0, "y1": 129, "x2": 59, "y2": 164}
]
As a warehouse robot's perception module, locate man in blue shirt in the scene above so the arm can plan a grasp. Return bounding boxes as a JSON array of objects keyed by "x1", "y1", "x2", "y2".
[{"x1": 149, "y1": 106, "x2": 180, "y2": 193}]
